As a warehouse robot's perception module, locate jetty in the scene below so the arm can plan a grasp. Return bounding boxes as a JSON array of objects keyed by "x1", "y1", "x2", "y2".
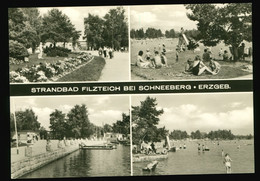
[
  {"x1": 79, "y1": 143, "x2": 116, "y2": 150},
  {"x1": 11, "y1": 139, "x2": 112, "y2": 179},
  {"x1": 133, "y1": 153, "x2": 168, "y2": 163}
]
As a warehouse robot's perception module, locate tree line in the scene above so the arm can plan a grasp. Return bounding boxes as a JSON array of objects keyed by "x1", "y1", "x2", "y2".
[
  {"x1": 130, "y1": 27, "x2": 199, "y2": 40},
  {"x1": 130, "y1": 4, "x2": 252, "y2": 62},
  {"x1": 84, "y1": 7, "x2": 128, "y2": 51},
  {"x1": 132, "y1": 96, "x2": 253, "y2": 146},
  {"x1": 185, "y1": 3, "x2": 252, "y2": 61},
  {"x1": 8, "y1": 6, "x2": 129, "y2": 60},
  {"x1": 8, "y1": 8, "x2": 80, "y2": 59},
  {"x1": 10, "y1": 105, "x2": 130, "y2": 141},
  {"x1": 169, "y1": 129, "x2": 253, "y2": 140}
]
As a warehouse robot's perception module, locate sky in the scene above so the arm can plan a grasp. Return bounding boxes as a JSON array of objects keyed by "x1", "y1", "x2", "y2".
[
  {"x1": 38, "y1": 6, "x2": 129, "y2": 41},
  {"x1": 10, "y1": 93, "x2": 254, "y2": 135},
  {"x1": 130, "y1": 5, "x2": 198, "y2": 32},
  {"x1": 131, "y1": 93, "x2": 254, "y2": 136},
  {"x1": 10, "y1": 95, "x2": 129, "y2": 131},
  {"x1": 37, "y1": 4, "x2": 197, "y2": 41}
]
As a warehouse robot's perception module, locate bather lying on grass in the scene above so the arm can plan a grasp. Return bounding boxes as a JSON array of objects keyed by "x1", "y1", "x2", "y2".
[
  {"x1": 209, "y1": 58, "x2": 221, "y2": 74},
  {"x1": 185, "y1": 55, "x2": 217, "y2": 75}
]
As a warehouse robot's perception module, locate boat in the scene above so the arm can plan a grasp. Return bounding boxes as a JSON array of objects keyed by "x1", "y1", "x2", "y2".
[
  {"x1": 142, "y1": 161, "x2": 159, "y2": 172},
  {"x1": 79, "y1": 144, "x2": 113, "y2": 150},
  {"x1": 117, "y1": 139, "x2": 130, "y2": 146},
  {"x1": 108, "y1": 143, "x2": 117, "y2": 149},
  {"x1": 110, "y1": 140, "x2": 119, "y2": 144},
  {"x1": 203, "y1": 146, "x2": 210, "y2": 151},
  {"x1": 168, "y1": 146, "x2": 176, "y2": 152}
]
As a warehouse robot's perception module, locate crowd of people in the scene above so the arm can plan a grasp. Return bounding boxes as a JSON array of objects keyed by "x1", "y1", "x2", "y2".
[
  {"x1": 135, "y1": 44, "x2": 168, "y2": 69},
  {"x1": 98, "y1": 46, "x2": 114, "y2": 59},
  {"x1": 134, "y1": 37, "x2": 254, "y2": 77},
  {"x1": 184, "y1": 50, "x2": 221, "y2": 76},
  {"x1": 135, "y1": 45, "x2": 221, "y2": 76}
]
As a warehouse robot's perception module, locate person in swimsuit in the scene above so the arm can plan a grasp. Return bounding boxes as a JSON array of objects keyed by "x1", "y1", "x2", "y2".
[
  {"x1": 136, "y1": 50, "x2": 151, "y2": 68},
  {"x1": 209, "y1": 58, "x2": 221, "y2": 74},
  {"x1": 185, "y1": 55, "x2": 217, "y2": 75},
  {"x1": 224, "y1": 153, "x2": 232, "y2": 173}
]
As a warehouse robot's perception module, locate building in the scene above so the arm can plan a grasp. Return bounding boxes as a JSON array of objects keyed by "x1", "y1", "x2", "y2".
[
  {"x1": 42, "y1": 40, "x2": 88, "y2": 52},
  {"x1": 12, "y1": 130, "x2": 40, "y2": 144},
  {"x1": 104, "y1": 132, "x2": 124, "y2": 141}
]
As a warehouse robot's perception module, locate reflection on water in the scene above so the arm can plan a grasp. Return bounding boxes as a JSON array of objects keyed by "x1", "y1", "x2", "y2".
[
  {"x1": 134, "y1": 140, "x2": 254, "y2": 176},
  {"x1": 21, "y1": 144, "x2": 130, "y2": 178}
]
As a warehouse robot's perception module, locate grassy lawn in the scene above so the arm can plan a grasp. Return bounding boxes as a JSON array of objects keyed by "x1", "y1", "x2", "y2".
[
  {"x1": 56, "y1": 56, "x2": 106, "y2": 82},
  {"x1": 9, "y1": 53, "x2": 77, "y2": 72},
  {"x1": 131, "y1": 38, "x2": 252, "y2": 80}
]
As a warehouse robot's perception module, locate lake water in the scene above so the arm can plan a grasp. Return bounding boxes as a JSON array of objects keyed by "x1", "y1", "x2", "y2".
[
  {"x1": 21, "y1": 144, "x2": 131, "y2": 178},
  {"x1": 133, "y1": 139, "x2": 254, "y2": 176}
]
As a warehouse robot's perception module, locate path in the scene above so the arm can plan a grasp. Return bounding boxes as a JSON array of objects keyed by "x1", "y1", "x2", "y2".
[
  {"x1": 98, "y1": 52, "x2": 130, "y2": 81},
  {"x1": 11, "y1": 139, "x2": 106, "y2": 163}
]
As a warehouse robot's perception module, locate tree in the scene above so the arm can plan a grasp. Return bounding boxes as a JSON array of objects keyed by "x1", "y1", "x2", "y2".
[
  {"x1": 207, "y1": 129, "x2": 235, "y2": 140},
  {"x1": 184, "y1": 29, "x2": 200, "y2": 40},
  {"x1": 39, "y1": 126, "x2": 48, "y2": 140},
  {"x1": 71, "y1": 30, "x2": 82, "y2": 50},
  {"x1": 165, "y1": 29, "x2": 176, "y2": 38},
  {"x1": 66, "y1": 104, "x2": 92, "y2": 138},
  {"x1": 136, "y1": 28, "x2": 145, "y2": 39},
  {"x1": 145, "y1": 28, "x2": 163, "y2": 39},
  {"x1": 9, "y1": 8, "x2": 42, "y2": 51},
  {"x1": 103, "y1": 7, "x2": 128, "y2": 50},
  {"x1": 49, "y1": 109, "x2": 67, "y2": 139},
  {"x1": 130, "y1": 29, "x2": 136, "y2": 39},
  {"x1": 112, "y1": 113, "x2": 130, "y2": 135},
  {"x1": 155, "y1": 126, "x2": 169, "y2": 142},
  {"x1": 11, "y1": 109, "x2": 41, "y2": 131},
  {"x1": 190, "y1": 130, "x2": 202, "y2": 139},
  {"x1": 169, "y1": 130, "x2": 189, "y2": 140},
  {"x1": 41, "y1": 9, "x2": 80, "y2": 47},
  {"x1": 132, "y1": 96, "x2": 164, "y2": 145},
  {"x1": 103, "y1": 123, "x2": 113, "y2": 133},
  {"x1": 8, "y1": 8, "x2": 30, "y2": 59},
  {"x1": 185, "y1": 3, "x2": 252, "y2": 61},
  {"x1": 20, "y1": 8, "x2": 42, "y2": 52},
  {"x1": 84, "y1": 14, "x2": 105, "y2": 50}
]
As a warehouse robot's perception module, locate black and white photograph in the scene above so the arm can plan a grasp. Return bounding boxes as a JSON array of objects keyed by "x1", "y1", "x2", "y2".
[
  {"x1": 9, "y1": 6, "x2": 130, "y2": 83},
  {"x1": 10, "y1": 95, "x2": 130, "y2": 178},
  {"x1": 131, "y1": 93, "x2": 254, "y2": 175},
  {"x1": 6, "y1": 1, "x2": 256, "y2": 180},
  {"x1": 130, "y1": 4, "x2": 253, "y2": 80}
]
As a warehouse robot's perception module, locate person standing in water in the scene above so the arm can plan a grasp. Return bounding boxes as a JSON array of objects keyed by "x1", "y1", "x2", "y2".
[
  {"x1": 223, "y1": 153, "x2": 232, "y2": 173},
  {"x1": 198, "y1": 143, "x2": 201, "y2": 152}
]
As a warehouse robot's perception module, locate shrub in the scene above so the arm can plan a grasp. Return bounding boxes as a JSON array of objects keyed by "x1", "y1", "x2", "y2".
[
  {"x1": 10, "y1": 52, "x2": 93, "y2": 83},
  {"x1": 9, "y1": 40, "x2": 29, "y2": 60},
  {"x1": 46, "y1": 49, "x2": 69, "y2": 57},
  {"x1": 44, "y1": 46, "x2": 71, "y2": 57}
]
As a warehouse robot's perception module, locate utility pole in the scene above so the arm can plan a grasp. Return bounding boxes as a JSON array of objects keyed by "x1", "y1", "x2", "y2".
[{"x1": 12, "y1": 99, "x2": 19, "y2": 154}]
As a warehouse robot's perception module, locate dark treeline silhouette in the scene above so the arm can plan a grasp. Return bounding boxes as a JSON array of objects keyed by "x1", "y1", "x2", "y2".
[{"x1": 169, "y1": 129, "x2": 253, "y2": 140}]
